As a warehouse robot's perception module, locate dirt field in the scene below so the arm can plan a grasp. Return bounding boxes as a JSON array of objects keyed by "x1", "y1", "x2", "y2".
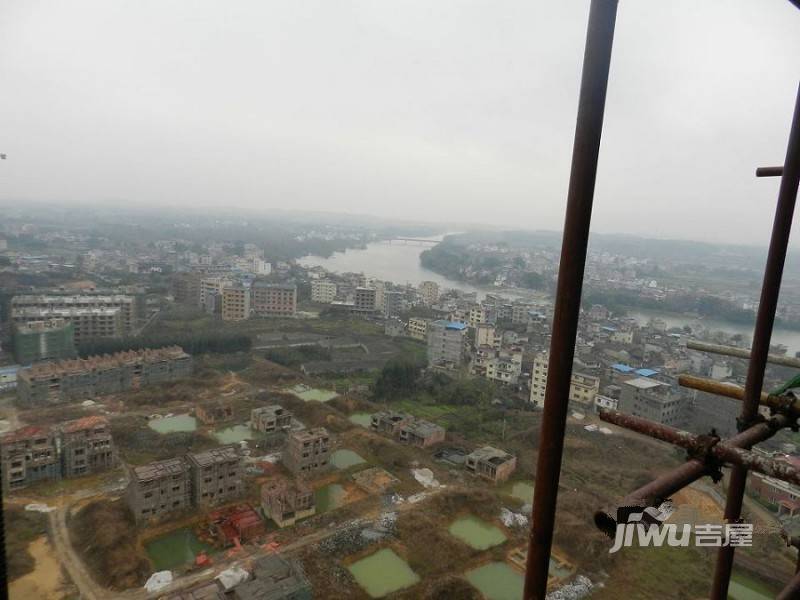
[{"x1": 9, "y1": 537, "x2": 66, "y2": 600}]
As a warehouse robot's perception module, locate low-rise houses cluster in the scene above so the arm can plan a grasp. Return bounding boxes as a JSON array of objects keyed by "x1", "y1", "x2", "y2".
[
  {"x1": 16, "y1": 346, "x2": 193, "y2": 405},
  {"x1": 1, "y1": 416, "x2": 117, "y2": 491},
  {"x1": 370, "y1": 411, "x2": 446, "y2": 447}
]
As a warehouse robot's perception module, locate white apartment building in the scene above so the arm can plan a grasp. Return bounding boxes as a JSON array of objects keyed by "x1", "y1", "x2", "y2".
[
  {"x1": 408, "y1": 318, "x2": 429, "y2": 341},
  {"x1": 200, "y1": 277, "x2": 233, "y2": 309},
  {"x1": 311, "y1": 280, "x2": 337, "y2": 304},
  {"x1": 529, "y1": 352, "x2": 600, "y2": 408},
  {"x1": 418, "y1": 281, "x2": 439, "y2": 305},
  {"x1": 475, "y1": 323, "x2": 496, "y2": 349}
]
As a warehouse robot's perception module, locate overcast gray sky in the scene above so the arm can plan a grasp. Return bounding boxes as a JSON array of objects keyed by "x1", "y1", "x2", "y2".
[{"x1": 1, "y1": 1, "x2": 798, "y2": 245}]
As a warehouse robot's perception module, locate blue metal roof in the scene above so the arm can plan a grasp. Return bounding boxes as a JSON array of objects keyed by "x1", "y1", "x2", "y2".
[
  {"x1": 635, "y1": 368, "x2": 659, "y2": 377},
  {"x1": 445, "y1": 321, "x2": 468, "y2": 330},
  {"x1": 611, "y1": 363, "x2": 634, "y2": 373}
]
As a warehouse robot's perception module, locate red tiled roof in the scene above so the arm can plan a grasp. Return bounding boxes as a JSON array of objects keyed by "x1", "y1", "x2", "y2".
[
  {"x1": 1, "y1": 425, "x2": 51, "y2": 443},
  {"x1": 62, "y1": 415, "x2": 109, "y2": 433}
]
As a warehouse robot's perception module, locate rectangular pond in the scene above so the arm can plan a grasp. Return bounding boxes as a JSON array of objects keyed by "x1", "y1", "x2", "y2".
[
  {"x1": 465, "y1": 562, "x2": 523, "y2": 600},
  {"x1": 348, "y1": 548, "x2": 420, "y2": 598},
  {"x1": 501, "y1": 481, "x2": 534, "y2": 504},
  {"x1": 213, "y1": 424, "x2": 256, "y2": 444},
  {"x1": 286, "y1": 384, "x2": 338, "y2": 403},
  {"x1": 348, "y1": 413, "x2": 372, "y2": 428},
  {"x1": 449, "y1": 516, "x2": 507, "y2": 550},
  {"x1": 145, "y1": 527, "x2": 213, "y2": 571},
  {"x1": 148, "y1": 415, "x2": 197, "y2": 434},
  {"x1": 331, "y1": 449, "x2": 366, "y2": 470},
  {"x1": 315, "y1": 483, "x2": 347, "y2": 513}
]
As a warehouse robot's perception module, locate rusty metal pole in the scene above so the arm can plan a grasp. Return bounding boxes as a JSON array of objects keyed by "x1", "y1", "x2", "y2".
[
  {"x1": 523, "y1": 1, "x2": 618, "y2": 597},
  {"x1": 711, "y1": 82, "x2": 800, "y2": 600}
]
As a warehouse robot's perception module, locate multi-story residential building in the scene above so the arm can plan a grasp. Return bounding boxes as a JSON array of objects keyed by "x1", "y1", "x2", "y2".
[
  {"x1": 200, "y1": 277, "x2": 233, "y2": 310},
  {"x1": 60, "y1": 416, "x2": 116, "y2": 478},
  {"x1": 353, "y1": 287, "x2": 377, "y2": 314},
  {"x1": 126, "y1": 457, "x2": 192, "y2": 523},
  {"x1": 250, "y1": 405, "x2": 293, "y2": 434},
  {"x1": 16, "y1": 346, "x2": 193, "y2": 405},
  {"x1": 529, "y1": 352, "x2": 599, "y2": 408},
  {"x1": 407, "y1": 317, "x2": 429, "y2": 341},
  {"x1": 485, "y1": 348, "x2": 524, "y2": 385},
  {"x1": 260, "y1": 478, "x2": 315, "y2": 527},
  {"x1": 12, "y1": 307, "x2": 123, "y2": 344},
  {"x1": 418, "y1": 281, "x2": 439, "y2": 305},
  {"x1": 251, "y1": 282, "x2": 297, "y2": 317},
  {"x1": 383, "y1": 290, "x2": 404, "y2": 317},
  {"x1": 0, "y1": 425, "x2": 60, "y2": 492},
  {"x1": 475, "y1": 324, "x2": 497, "y2": 349},
  {"x1": 13, "y1": 319, "x2": 76, "y2": 364},
  {"x1": 187, "y1": 446, "x2": 244, "y2": 507},
  {"x1": 427, "y1": 320, "x2": 467, "y2": 368},
  {"x1": 221, "y1": 286, "x2": 251, "y2": 321},
  {"x1": 750, "y1": 456, "x2": 800, "y2": 516},
  {"x1": 196, "y1": 400, "x2": 233, "y2": 425},
  {"x1": 11, "y1": 294, "x2": 136, "y2": 334},
  {"x1": 568, "y1": 373, "x2": 600, "y2": 408},
  {"x1": 283, "y1": 428, "x2": 331, "y2": 476},
  {"x1": 465, "y1": 446, "x2": 517, "y2": 483},
  {"x1": 311, "y1": 280, "x2": 337, "y2": 304},
  {"x1": 617, "y1": 377, "x2": 684, "y2": 426},
  {"x1": 468, "y1": 305, "x2": 488, "y2": 328},
  {"x1": 173, "y1": 273, "x2": 203, "y2": 306}
]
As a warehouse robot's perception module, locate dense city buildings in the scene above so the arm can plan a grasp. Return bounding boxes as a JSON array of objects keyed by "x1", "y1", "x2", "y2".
[
  {"x1": 173, "y1": 272, "x2": 203, "y2": 306},
  {"x1": 16, "y1": 346, "x2": 193, "y2": 405},
  {"x1": 13, "y1": 318, "x2": 76, "y2": 364},
  {"x1": 407, "y1": 317, "x2": 429, "y2": 341},
  {"x1": 283, "y1": 427, "x2": 331, "y2": 476},
  {"x1": 200, "y1": 277, "x2": 233, "y2": 310},
  {"x1": 187, "y1": 446, "x2": 244, "y2": 508},
  {"x1": 353, "y1": 287, "x2": 377, "y2": 314},
  {"x1": 221, "y1": 286, "x2": 251, "y2": 321},
  {"x1": 126, "y1": 457, "x2": 192, "y2": 523},
  {"x1": 529, "y1": 352, "x2": 599, "y2": 408},
  {"x1": 310, "y1": 280, "x2": 337, "y2": 304},
  {"x1": 251, "y1": 282, "x2": 297, "y2": 317},
  {"x1": 426, "y1": 319, "x2": 467, "y2": 368}
]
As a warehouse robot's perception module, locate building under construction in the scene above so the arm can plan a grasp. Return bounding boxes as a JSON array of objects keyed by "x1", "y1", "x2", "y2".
[
  {"x1": 126, "y1": 457, "x2": 192, "y2": 523},
  {"x1": 260, "y1": 478, "x2": 315, "y2": 527},
  {"x1": 282, "y1": 427, "x2": 331, "y2": 476},
  {"x1": 16, "y1": 345, "x2": 193, "y2": 405}
]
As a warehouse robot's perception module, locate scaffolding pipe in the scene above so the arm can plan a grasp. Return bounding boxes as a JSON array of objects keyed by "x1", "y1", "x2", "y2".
[
  {"x1": 523, "y1": 1, "x2": 618, "y2": 597},
  {"x1": 712, "y1": 82, "x2": 800, "y2": 600},
  {"x1": 594, "y1": 414, "x2": 789, "y2": 537},
  {"x1": 756, "y1": 166, "x2": 785, "y2": 178},
  {"x1": 678, "y1": 374, "x2": 800, "y2": 418},
  {"x1": 777, "y1": 572, "x2": 800, "y2": 600},
  {"x1": 686, "y1": 339, "x2": 800, "y2": 369},
  {"x1": 597, "y1": 410, "x2": 800, "y2": 485}
]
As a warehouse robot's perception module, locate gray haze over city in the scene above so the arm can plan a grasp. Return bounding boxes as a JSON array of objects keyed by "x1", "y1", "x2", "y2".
[{"x1": 1, "y1": 0, "x2": 799, "y2": 245}]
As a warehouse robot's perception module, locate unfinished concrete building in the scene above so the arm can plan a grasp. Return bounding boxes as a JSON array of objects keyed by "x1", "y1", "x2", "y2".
[
  {"x1": 0, "y1": 425, "x2": 60, "y2": 492},
  {"x1": 370, "y1": 411, "x2": 414, "y2": 436},
  {"x1": 16, "y1": 346, "x2": 193, "y2": 405},
  {"x1": 11, "y1": 294, "x2": 137, "y2": 335},
  {"x1": 398, "y1": 418, "x2": 446, "y2": 448},
  {"x1": 188, "y1": 446, "x2": 244, "y2": 507},
  {"x1": 465, "y1": 446, "x2": 517, "y2": 483},
  {"x1": 126, "y1": 457, "x2": 192, "y2": 523},
  {"x1": 282, "y1": 427, "x2": 331, "y2": 476},
  {"x1": 196, "y1": 400, "x2": 233, "y2": 425},
  {"x1": 251, "y1": 405, "x2": 293, "y2": 434},
  {"x1": 233, "y1": 555, "x2": 312, "y2": 600},
  {"x1": 60, "y1": 416, "x2": 117, "y2": 478},
  {"x1": 260, "y1": 478, "x2": 315, "y2": 527}
]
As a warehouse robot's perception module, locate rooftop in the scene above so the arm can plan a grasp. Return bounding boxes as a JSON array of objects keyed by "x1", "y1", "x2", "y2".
[
  {"x1": 189, "y1": 445, "x2": 240, "y2": 467},
  {"x1": 623, "y1": 377, "x2": 666, "y2": 390},
  {"x1": 133, "y1": 457, "x2": 189, "y2": 482}
]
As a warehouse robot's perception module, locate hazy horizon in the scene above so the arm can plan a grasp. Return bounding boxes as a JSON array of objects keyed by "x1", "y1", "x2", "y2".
[{"x1": 1, "y1": 1, "x2": 799, "y2": 246}]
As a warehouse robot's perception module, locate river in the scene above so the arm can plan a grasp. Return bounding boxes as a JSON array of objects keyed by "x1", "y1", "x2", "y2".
[{"x1": 298, "y1": 239, "x2": 800, "y2": 353}]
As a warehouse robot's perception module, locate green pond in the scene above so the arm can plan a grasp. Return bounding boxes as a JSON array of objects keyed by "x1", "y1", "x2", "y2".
[
  {"x1": 349, "y1": 412, "x2": 372, "y2": 427},
  {"x1": 465, "y1": 562, "x2": 523, "y2": 600},
  {"x1": 213, "y1": 424, "x2": 256, "y2": 444},
  {"x1": 502, "y1": 481, "x2": 534, "y2": 504},
  {"x1": 145, "y1": 527, "x2": 213, "y2": 571},
  {"x1": 449, "y1": 516, "x2": 507, "y2": 550},
  {"x1": 148, "y1": 415, "x2": 197, "y2": 434},
  {"x1": 315, "y1": 483, "x2": 346, "y2": 513},
  {"x1": 286, "y1": 384, "x2": 338, "y2": 402},
  {"x1": 331, "y1": 449, "x2": 366, "y2": 469},
  {"x1": 729, "y1": 571, "x2": 781, "y2": 600},
  {"x1": 348, "y1": 548, "x2": 420, "y2": 598}
]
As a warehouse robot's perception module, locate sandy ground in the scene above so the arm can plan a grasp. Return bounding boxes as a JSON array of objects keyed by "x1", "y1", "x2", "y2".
[
  {"x1": 670, "y1": 486, "x2": 725, "y2": 525},
  {"x1": 10, "y1": 536, "x2": 66, "y2": 600}
]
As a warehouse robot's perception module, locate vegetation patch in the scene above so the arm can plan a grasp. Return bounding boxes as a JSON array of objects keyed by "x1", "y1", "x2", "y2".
[{"x1": 4, "y1": 507, "x2": 48, "y2": 582}]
